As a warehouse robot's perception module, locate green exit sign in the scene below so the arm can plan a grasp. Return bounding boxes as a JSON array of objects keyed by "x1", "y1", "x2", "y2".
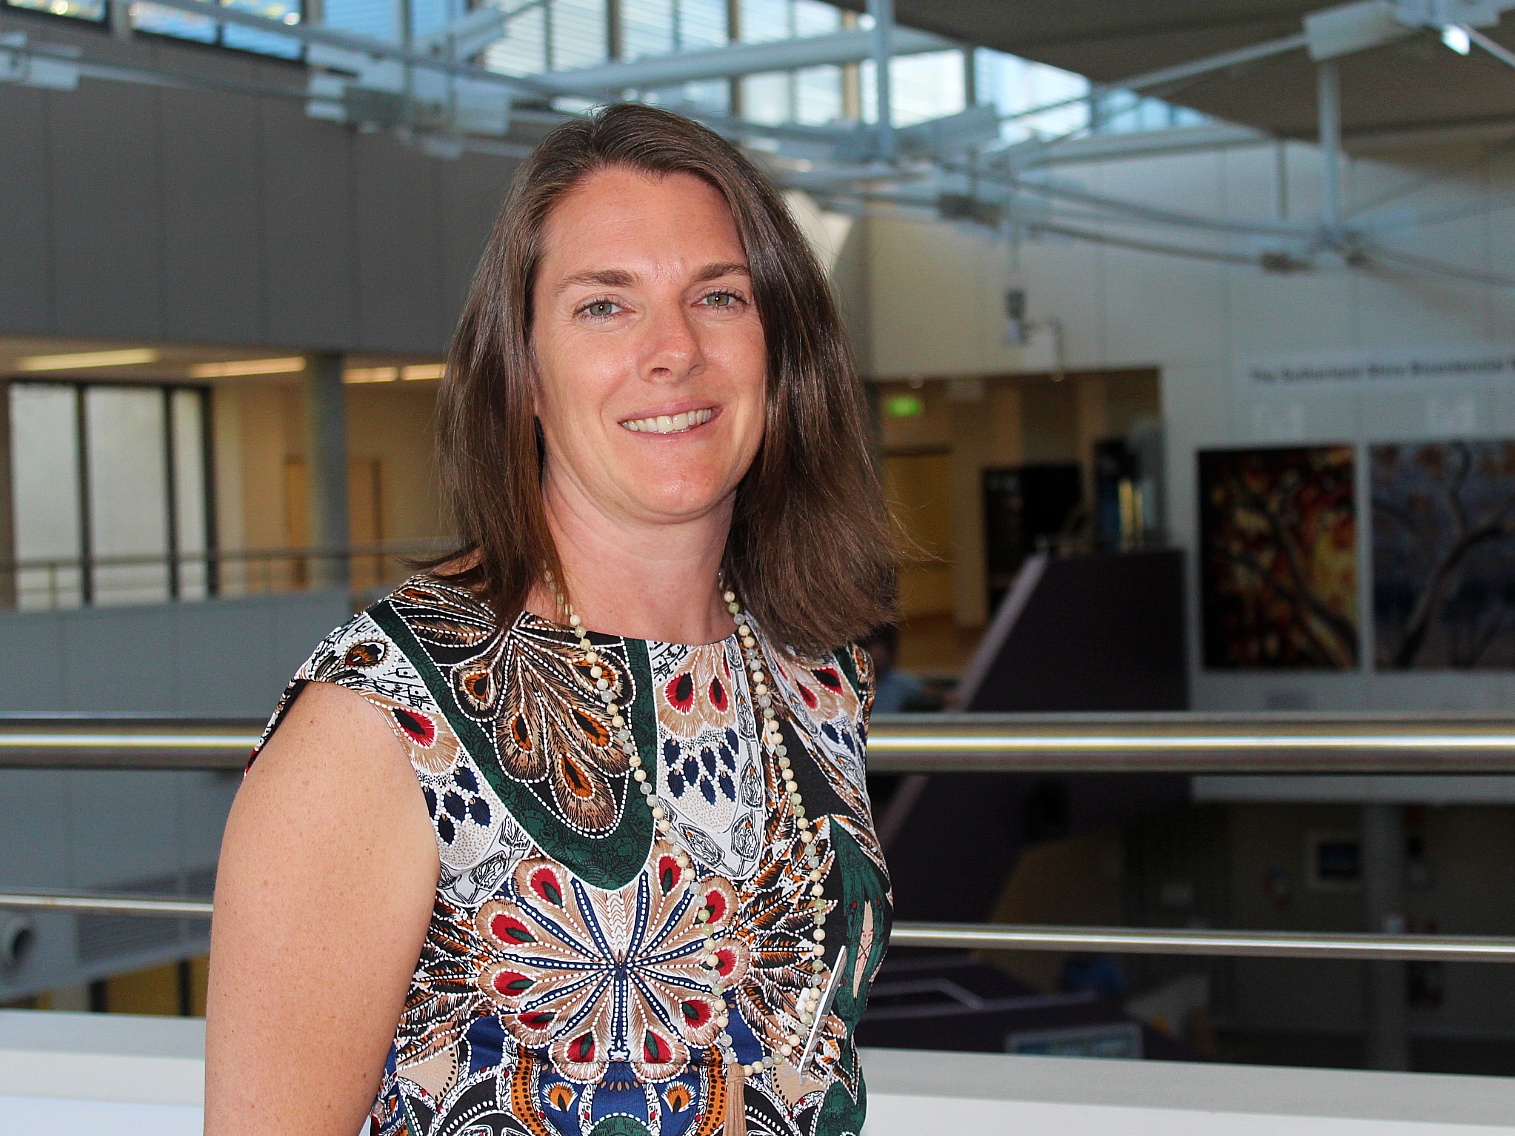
[{"x1": 885, "y1": 394, "x2": 924, "y2": 418}]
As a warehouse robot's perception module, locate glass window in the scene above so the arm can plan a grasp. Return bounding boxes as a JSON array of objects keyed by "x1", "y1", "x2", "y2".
[
  {"x1": 975, "y1": 49, "x2": 1090, "y2": 142},
  {"x1": 883, "y1": 50, "x2": 964, "y2": 127},
  {"x1": 8, "y1": 382, "x2": 214, "y2": 610},
  {"x1": 10, "y1": 384, "x2": 83, "y2": 612},
  {"x1": 410, "y1": 0, "x2": 461, "y2": 42},
  {"x1": 737, "y1": 0, "x2": 788, "y2": 43},
  {"x1": 221, "y1": 0, "x2": 303, "y2": 58},
  {"x1": 130, "y1": 0, "x2": 302, "y2": 59},
  {"x1": 742, "y1": 70, "x2": 791, "y2": 125},
  {"x1": 679, "y1": 78, "x2": 729, "y2": 112},
  {"x1": 551, "y1": 0, "x2": 607, "y2": 68},
  {"x1": 131, "y1": 1, "x2": 219, "y2": 44},
  {"x1": 678, "y1": 0, "x2": 726, "y2": 50},
  {"x1": 1093, "y1": 90, "x2": 1210, "y2": 134},
  {"x1": 86, "y1": 387, "x2": 171, "y2": 607},
  {"x1": 623, "y1": 0, "x2": 674, "y2": 60},
  {"x1": 4, "y1": 0, "x2": 105, "y2": 23},
  {"x1": 486, "y1": 1, "x2": 546, "y2": 74},
  {"x1": 794, "y1": 64, "x2": 841, "y2": 125},
  {"x1": 791, "y1": 0, "x2": 835, "y2": 37},
  {"x1": 325, "y1": 0, "x2": 397, "y2": 42}
]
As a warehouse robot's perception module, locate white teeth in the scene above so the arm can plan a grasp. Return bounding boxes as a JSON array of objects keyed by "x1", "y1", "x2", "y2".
[{"x1": 620, "y1": 408, "x2": 714, "y2": 435}]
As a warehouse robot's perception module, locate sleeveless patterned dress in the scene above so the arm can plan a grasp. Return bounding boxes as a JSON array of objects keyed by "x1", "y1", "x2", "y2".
[{"x1": 253, "y1": 575, "x2": 893, "y2": 1136}]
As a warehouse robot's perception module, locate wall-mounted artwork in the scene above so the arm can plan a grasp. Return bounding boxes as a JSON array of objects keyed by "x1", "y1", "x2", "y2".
[
  {"x1": 1199, "y1": 446, "x2": 1358, "y2": 669},
  {"x1": 1372, "y1": 440, "x2": 1515, "y2": 669}
]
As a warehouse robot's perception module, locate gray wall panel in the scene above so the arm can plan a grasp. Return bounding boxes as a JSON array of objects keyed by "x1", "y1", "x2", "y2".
[
  {"x1": 68, "y1": 768, "x2": 182, "y2": 887},
  {"x1": 259, "y1": 99, "x2": 358, "y2": 349},
  {"x1": 0, "y1": 770, "x2": 72, "y2": 887},
  {"x1": 179, "y1": 769, "x2": 241, "y2": 864},
  {"x1": 354, "y1": 132, "x2": 443, "y2": 351},
  {"x1": 0, "y1": 11, "x2": 522, "y2": 353},
  {"x1": 175, "y1": 589, "x2": 348, "y2": 714},
  {"x1": 439, "y1": 154, "x2": 513, "y2": 340},
  {"x1": 0, "y1": 590, "x2": 350, "y2": 712},
  {"x1": 0, "y1": 87, "x2": 53, "y2": 334},
  {"x1": 158, "y1": 87, "x2": 265, "y2": 345},
  {"x1": 0, "y1": 612, "x2": 67, "y2": 708},
  {"x1": 58, "y1": 604, "x2": 181, "y2": 711},
  {"x1": 47, "y1": 82, "x2": 163, "y2": 340}
]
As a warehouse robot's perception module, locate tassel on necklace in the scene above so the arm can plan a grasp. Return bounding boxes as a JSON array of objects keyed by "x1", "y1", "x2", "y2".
[{"x1": 725, "y1": 1059, "x2": 747, "y2": 1136}]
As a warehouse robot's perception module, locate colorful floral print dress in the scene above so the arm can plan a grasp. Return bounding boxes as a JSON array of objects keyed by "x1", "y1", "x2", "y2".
[{"x1": 252, "y1": 576, "x2": 893, "y2": 1136}]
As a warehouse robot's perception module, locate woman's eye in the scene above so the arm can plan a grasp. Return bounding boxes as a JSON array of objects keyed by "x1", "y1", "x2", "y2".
[
  {"x1": 580, "y1": 300, "x2": 621, "y2": 320},
  {"x1": 700, "y1": 291, "x2": 743, "y2": 310}
]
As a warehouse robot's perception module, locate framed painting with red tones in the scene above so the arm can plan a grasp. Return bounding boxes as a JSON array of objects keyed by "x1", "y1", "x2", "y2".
[{"x1": 1198, "y1": 445, "x2": 1358, "y2": 670}]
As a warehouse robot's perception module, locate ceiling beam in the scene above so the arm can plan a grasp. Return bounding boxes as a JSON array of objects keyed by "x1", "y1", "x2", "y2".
[{"x1": 530, "y1": 25, "x2": 953, "y2": 95}]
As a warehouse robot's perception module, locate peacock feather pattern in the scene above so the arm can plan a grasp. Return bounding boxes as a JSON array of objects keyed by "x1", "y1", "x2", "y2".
[{"x1": 251, "y1": 575, "x2": 893, "y2": 1136}]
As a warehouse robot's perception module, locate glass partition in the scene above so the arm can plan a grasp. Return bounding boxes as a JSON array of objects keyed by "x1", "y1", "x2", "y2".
[
  {"x1": 10, "y1": 384, "x2": 84, "y2": 611},
  {"x1": 7, "y1": 381, "x2": 213, "y2": 610}
]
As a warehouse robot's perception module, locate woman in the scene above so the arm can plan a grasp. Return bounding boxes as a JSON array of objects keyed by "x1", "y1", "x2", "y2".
[{"x1": 206, "y1": 103, "x2": 896, "y2": 1136}]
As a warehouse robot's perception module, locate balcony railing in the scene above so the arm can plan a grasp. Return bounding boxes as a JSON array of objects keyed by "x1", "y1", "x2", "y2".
[
  {"x1": 3, "y1": 887, "x2": 1514, "y2": 963},
  {"x1": 8, "y1": 711, "x2": 1515, "y2": 964},
  {"x1": 1, "y1": 541, "x2": 449, "y2": 610},
  {"x1": 7, "y1": 711, "x2": 1515, "y2": 772}
]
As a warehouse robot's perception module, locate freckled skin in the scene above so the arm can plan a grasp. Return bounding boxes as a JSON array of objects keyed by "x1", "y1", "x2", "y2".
[{"x1": 531, "y1": 167, "x2": 767, "y2": 528}]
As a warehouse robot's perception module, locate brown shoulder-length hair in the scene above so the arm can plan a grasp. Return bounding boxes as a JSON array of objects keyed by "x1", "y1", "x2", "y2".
[{"x1": 434, "y1": 102, "x2": 894, "y2": 656}]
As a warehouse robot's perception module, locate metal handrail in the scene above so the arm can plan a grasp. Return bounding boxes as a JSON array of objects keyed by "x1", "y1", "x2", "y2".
[
  {"x1": 3, "y1": 890, "x2": 1512, "y2": 963},
  {"x1": 866, "y1": 712, "x2": 1515, "y2": 773},
  {"x1": 887, "y1": 922, "x2": 1515, "y2": 962},
  {"x1": 0, "y1": 717, "x2": 262, "y2": 770},
  {"x1": 11, "y1": 712, "x2": 1515, "y2": 772},
  {"x1": 0, "y1": 890, "x2": 215, "y2": 918}
]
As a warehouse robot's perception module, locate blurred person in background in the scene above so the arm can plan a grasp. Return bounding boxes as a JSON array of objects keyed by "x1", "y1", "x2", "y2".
[{"x1": 861, "y1": 624, "x2": 941, "y2": 713}]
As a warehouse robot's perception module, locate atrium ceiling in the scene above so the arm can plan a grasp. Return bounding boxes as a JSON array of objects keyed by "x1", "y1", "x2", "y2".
[{"x1": 837, "y1": 0, "x2": 1515, "y2": 142}]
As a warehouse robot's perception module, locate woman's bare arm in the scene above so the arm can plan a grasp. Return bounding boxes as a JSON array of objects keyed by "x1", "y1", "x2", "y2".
[{"x1": 205, "y1": 681, "x2": 439, "y2": 1134}]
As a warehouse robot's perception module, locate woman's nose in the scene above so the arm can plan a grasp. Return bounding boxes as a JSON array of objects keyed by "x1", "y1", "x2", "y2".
[{"x1": 642, "y1": 305, "x2": 703, "y2": 380}]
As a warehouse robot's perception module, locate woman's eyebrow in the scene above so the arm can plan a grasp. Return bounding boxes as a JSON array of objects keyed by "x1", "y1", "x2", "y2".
[
  {"x1": 555, "y1": 262, "x2": 751, "y2": 296},
  {"x1": 694, "y1": 261, "x2": 751, "y2": 283},
  {"x1": 555, "y1": 268, "x2": 636, "y2": 295}
]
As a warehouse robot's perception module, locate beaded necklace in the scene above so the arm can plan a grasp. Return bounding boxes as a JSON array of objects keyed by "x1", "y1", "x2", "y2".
[{"x1": 548, "y1": 577, "x2": 833, "y2": 1133}]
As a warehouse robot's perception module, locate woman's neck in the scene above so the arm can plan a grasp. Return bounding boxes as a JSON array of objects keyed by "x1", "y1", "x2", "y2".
[{"x1": 524, "y1": 472, "x2": 736, "y2": 646}]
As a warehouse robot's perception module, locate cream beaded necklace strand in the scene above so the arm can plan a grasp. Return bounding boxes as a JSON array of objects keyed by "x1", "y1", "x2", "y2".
[{"x1": 547, "y1": 575, "x2": 832, "y2": 1133}]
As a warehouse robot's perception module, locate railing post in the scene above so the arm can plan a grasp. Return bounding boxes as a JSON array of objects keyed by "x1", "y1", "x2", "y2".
[{"x1": 1361, "y1": 802, "x2": 1409, "y2": 1070}]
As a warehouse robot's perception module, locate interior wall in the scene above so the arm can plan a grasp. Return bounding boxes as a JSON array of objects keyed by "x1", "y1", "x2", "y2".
[
  {"x1": 858, "y1": 140, "x2": 1515, "y2": 710},
  {"x1": 211, "y1": 379, "x2": 444, "y2": 587},
  {"x1": 0, "y1": 9, "x2": 515, "y2": 354},
  {"x1": 876, "y1": 371, "x2": 1158, "y2": 635},
  {"x1": 345, "y1": 382, "x2": 443, "y2": 548}
]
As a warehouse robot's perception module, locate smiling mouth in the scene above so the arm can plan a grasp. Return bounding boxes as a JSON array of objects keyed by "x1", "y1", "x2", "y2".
[{"x1": 619, "y1": 407, "x2": 715, "y2": 435}]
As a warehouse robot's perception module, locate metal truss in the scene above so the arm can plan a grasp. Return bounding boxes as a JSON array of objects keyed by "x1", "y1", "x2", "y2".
[{"x1": 4, "y1": 0, "x2": 1515, "y2": 293}]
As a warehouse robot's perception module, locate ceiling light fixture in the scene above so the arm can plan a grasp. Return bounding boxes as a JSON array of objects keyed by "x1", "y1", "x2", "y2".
[
  {"x1": 1305, "y1": 0, "x2": 1414, "y2": 60},
  {"x1": 17, "y1": 348, "x2": 160, "y2": 371},
  {"x1": 189, "y1": 357, "x2": 305, "y2": 378},
  {"x1": 1442, "y1": 23, "x2": 1473, "y2": 51},
  {"x1": 344, "y1": 366, "x2": 400, "y2": 383},
  {"x1": 401, "y1": 364, "x2": 445, "y2": 380}
]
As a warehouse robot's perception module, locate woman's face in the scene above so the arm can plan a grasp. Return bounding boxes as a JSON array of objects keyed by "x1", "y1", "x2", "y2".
[{"x1": 531, "y1": 167, "x2": 767, "y2": 530}]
